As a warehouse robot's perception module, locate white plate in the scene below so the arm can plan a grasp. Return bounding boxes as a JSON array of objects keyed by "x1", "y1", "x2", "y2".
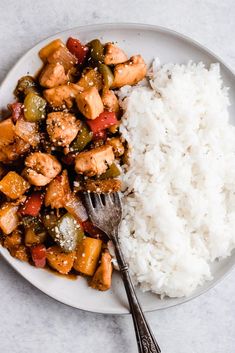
[{"x1": 0, "y1": 23, "x2": 235, "y2": 315}]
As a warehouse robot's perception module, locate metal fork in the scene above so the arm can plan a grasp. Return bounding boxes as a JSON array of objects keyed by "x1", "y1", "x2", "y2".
[{"x1": 83, "y1": 192, "x2": 161, "y2": 353}]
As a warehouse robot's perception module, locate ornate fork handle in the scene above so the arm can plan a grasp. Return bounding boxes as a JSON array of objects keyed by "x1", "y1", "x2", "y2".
[{"x1": 111, "y1": 232, "x2": 161, "y2": 353}]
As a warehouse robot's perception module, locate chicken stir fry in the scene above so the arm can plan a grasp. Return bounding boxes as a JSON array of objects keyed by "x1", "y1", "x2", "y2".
[{"x1": 0, "y1": 36, "x2": 147, "y2": 291}]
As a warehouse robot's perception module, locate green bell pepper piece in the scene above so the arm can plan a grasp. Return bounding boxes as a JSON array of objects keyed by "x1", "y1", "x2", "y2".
[
  {"x1": 14, "y1": 75, "x2": 38, "y2": 98},
  {"x1": 89, "y1": 39, "x2": 104, "y2": 63},
  {"x1": 99, "y1": 163, "x2": 121, "y2": 179},
  {"x1": 24, "y1": 92, "x2": 47, "y2": 122},
  {"x1": 71, "y1": 123, "x2": 93, "y2": 152},
  {"x1": 98, "y1": 63, "x2": 114, "y2": 91}
]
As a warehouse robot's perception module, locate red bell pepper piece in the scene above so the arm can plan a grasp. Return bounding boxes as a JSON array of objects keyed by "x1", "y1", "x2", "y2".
[
  {"x1": 8, "y1": 102, "x2": 23, "y2": 123},
  {"x1": 66, "y1": 37, "x2": 88, "y2": 65},
  {"x1": 31, "y1": 244, "x2": 46, "y2": 268},
  {"x1": 20, "y1": 192, "x2": 43, "y2": 217},
  {"x1": 86, "y1": 111, "x2": 118, "y2": 134}
]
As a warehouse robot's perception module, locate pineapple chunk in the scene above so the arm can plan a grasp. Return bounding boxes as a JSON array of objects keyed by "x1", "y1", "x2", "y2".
[
  {"x1": 39, "y1": 39, "x2": 65, "y2": 62},
  {"x1": 46, "y1": 246, "x2": 75, "y2": 274},
  {"x1": 0, "y1": 171, "x2": 30, "y2": 199}
]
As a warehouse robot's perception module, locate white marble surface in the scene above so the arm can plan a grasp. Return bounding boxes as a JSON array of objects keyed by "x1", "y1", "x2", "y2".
[{"x1": 0, "y1": 0, "x2": 234, "y2": 352}]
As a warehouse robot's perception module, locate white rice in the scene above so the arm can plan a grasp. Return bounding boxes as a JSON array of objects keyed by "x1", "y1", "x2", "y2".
[{"x1": 118, "y1": 60, "x2": 235, "y2": 298}]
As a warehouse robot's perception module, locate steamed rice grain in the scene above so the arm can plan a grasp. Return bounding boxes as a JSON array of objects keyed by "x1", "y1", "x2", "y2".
[{"x1": 118, "y1": 60, "x2": 235, "y2": 298}]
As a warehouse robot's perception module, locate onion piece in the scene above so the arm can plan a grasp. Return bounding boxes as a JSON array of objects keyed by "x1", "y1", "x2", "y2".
[
  {"x1": 47, "y1": 46, "x2": 78, "y2": 71},
  {"x1": 14, "y1": 117, "x2": 40, "y2": 147},
  {"x1": 65, "y1": 193, "x2": 88, "y2": 224}
]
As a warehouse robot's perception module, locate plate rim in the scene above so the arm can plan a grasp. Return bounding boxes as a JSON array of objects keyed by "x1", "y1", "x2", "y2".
[{"x1": 0, "y1": 22, "x2": 234, "y2": 315}]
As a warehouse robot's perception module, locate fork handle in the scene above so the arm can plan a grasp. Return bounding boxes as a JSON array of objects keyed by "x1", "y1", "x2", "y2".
[{"x1": 112, "y1": 235, "x2": 161, "y2": 353}]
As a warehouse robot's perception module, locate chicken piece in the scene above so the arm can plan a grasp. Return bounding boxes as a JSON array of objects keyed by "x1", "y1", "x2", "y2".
[
  {"x1": 39, "y1": 63, "x2": 68, "y2": 88},
  {"x1": 43, "y1": 83, "x2": 83, "y2": 109},
  {"x1": 47, "y1": 112, "x2": 80, "y2": 147},
  {"x1": 76, "y1": 87, "x2": 104, "y2": 120},
  {"x1": 45, "y1": 170, "x2": 70, "y2": 208},
  {"x1": 77, "y1": 68, "x2": 103, "y2": 91},
  {"x1": 101, "y1": 90, "x2": 119, "y2": 113},
  {"x1": 0, "y1": 203, "x2": 19, "y2": 234},
  {"x1": 22, "y1": 169, "x2": 50, "y2": 187},
  {"x1": 112, "y1": 55, "x2": 147, "y2": 88},
  {"x1": 46, "y1": 245, "x2": 75, "y2": 275},
  {"x1": 89, "y1": 251, "x2": 113, "y2": 291},
  {"x1": 106, "y1": 137, "x2": 125, "y2": 157},
  {"x1": 24, "y1": 152, "x2": 62, "y2": 186},
  {"x1": 47, "y1": 46, "x2": 78, "y2": 71},
  {"x1": 0, "y1": 138, "x2": 30, "y2": 164},
  {"x1": 84, "y1": 179, "x2": 121, "y2": 193},
  {"x1": 75, "y1": 145, "x2": 114, "y2": 177},
  {"x1": 104, "y1": 42, "x2": 128, "y2": 65}
]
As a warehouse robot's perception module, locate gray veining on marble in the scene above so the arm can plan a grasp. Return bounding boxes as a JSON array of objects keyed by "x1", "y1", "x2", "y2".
[{"x1": 0, "y1": 1, "x2": 235, "y2": 352}]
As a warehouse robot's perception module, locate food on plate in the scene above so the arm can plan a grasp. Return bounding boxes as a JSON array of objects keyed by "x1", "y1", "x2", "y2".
[
  {"x1": 73, "y1": 237, "x2": 102, "y2": 276},
  {"x1": 43, "y1": 83, "x2": 83, "y2": 109},
  {"x1": 1, "y1": 34, "x2": 234, "y2": 299},
  {"x1": 104, "y1": 42, "x2": 128, "y2": 65},
  {"x1": 0, "y1": 202, "x2": 20, "y2": 235},
  {"x1": 89, "y1": 250, "x2": 113, "y2": 291},
  {"x1": 74, "y1": 145, "x2": 115, "y2": 176},
  {"x1": 46, "y1": 112, "x2": 80, "y2": 147},
  {"x1": 112, "y1": 55, "x2": 147, "y2": 88},
  {"x1": 0, "y1": 171, "x2": 29, "y2": 199},
  {"x1": 119, "y1": 60, "x2": 235, "y2": 297},
  {"x1": 46, "y1": 245, "x2": 76, "y2": 274},
  {"x1": 76, "y1": 86, "x2": 104, "y2": 120},
  {"x1": 24, "y1": 152, "x2": 62, "y2": 186},
  {"x1": 0, "y1": 36, "x2": 146, "y2": 291}
]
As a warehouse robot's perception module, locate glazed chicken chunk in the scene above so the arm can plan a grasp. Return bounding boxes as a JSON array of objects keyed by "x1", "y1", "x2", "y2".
[
  {"x1": 76, "y1": 87, "x2": 104, "y2": 120},
  {"x1": 39, "y1": 63, "x2": 68, "y2": 88},
  {"x1": 112, "y1": 55, "x2": 147, "y2": 88},
  {"x1": 101, "y1": 90, "x2": 119, "y2": 113},
  {"x1": 75, "y1": 145, "x2": 114, "y2": 176},
  {"x1": 47, "y1": 112, "x2": 80, "y2": 147},
  {"x1": 45, "y1": 170, "x2": 70, "y2": 209},
  {"x1": 43, "y1": 83, "x2": 83, "y2": 109},
  {"x1": 90, "y1": 251, "x2": 113, "y2": 291},
  {"x1": 104, "y1": 43, "x2": 128, "y2": 65},
  {"x1": 24, "y1": 152, "x2": 62, "y2": 186}
]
